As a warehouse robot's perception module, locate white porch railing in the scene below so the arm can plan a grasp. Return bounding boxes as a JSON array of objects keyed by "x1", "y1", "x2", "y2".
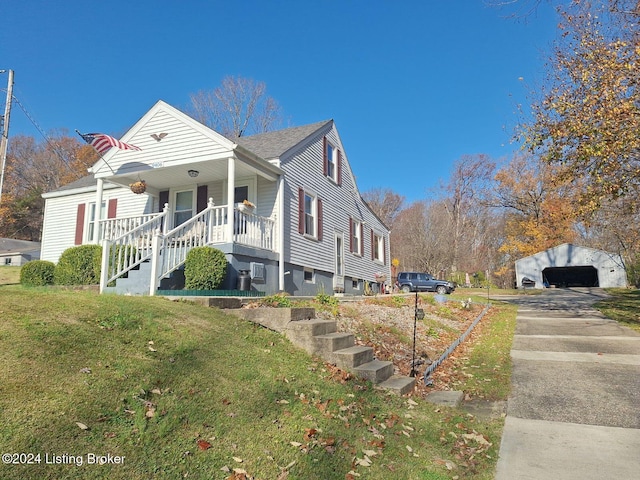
[
  {"x1": 99, "y1": 198, "x2": 277, "y2": 294},
  {"x1": 99, "y1": 212, "x2": 165, "y2": 240},
  {"x1": 233, "y1": 208, "x2": 276, "y2": 251},
  {"x1": 150, "y1": 201, "x2": 227, "y2": 291},
  {"x1": 99, "y1": 207, "x2": 169, "y2": 292}
]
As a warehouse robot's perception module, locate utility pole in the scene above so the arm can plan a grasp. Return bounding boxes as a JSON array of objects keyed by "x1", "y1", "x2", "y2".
[{"x1": 0, "y1": 69, "x2": 15, "y2": 207}]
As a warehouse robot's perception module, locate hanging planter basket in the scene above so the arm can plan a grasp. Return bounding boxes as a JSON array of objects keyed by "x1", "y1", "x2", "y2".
[{"x1": 129, "y1": 180, "x2": 147, "y2": 194}]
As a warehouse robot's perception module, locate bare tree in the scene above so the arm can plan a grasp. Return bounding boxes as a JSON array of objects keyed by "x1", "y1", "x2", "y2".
[
  {"x1": 189, "y1": 76, "x2": 284, "y2": 138},
  {"x1": 361, "y1": 187, "x2": 405, "y2": 228}
]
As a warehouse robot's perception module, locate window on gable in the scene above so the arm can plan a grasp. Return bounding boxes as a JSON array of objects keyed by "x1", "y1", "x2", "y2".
[
  {"x1": 350, "y1": 218, "x2": 363, "y2": 255},
  {"x1": 324, "y1": 137, "x2": 341, "y2": 184},
  {"x1": 372, "y1": 230, "x2": 385, "y2": 263}
]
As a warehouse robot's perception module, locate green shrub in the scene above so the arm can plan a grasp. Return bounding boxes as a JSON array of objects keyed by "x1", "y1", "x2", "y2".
[
  {"x1": 54, "y1": 245, "x2": 102, "y2": 285},
  {"x1": 184, "y1": 247, "x2": 227, "y2": 290},
  {"x1": 20, "y1": 260, "x2": 55, "y2": 286},
  {"x1": 260, "y1": 292, "x2": 292, "y2": 308}
]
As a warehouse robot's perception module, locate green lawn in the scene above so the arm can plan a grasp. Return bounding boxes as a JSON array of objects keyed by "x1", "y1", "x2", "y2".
[
  {"x1": 0, "y1": 286, "x2": 507, "y2": 480},
  {"x1": 0, "y1": 266, "x2": 21, "y2": 285},
  {"x1": 595, "y1": 288, "x2": 640, "y2": 332}
]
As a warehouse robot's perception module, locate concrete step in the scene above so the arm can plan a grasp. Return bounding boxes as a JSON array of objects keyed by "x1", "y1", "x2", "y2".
[
  {"x1": 287, "y1": 318, "x2": 337, "y2": 337},
  {"x1": 353, "y1": 359, "x2": 395, "y2": 384},
  {"x1": 378, "y1": 375, "x2": 416, "y2": 396},
  {"x1": 314, "y1": 332, "x2": 355, "y2": 357},
  {"x1": 334, "y1": 345, "x2": 374, "y2": 369}
]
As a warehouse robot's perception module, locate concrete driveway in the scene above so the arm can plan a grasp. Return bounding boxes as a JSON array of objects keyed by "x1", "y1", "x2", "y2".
[{"x1": 493, "y1": 288, "x2": 640, "y2": 480}]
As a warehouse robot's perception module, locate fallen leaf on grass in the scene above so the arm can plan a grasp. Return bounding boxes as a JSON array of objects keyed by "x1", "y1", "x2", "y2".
[
  {"x1": 197, "y1": 440, "x2": 212, "y2": 450},
  {"x1": 303, "y1": 428, "x2": 317, "y2": 441},
  {"x1": 233, "y1": 456, "x2": 243, "y2": 463},
  {"x1": 76, "y1": 422, "x2": 89, "y2": 430}
]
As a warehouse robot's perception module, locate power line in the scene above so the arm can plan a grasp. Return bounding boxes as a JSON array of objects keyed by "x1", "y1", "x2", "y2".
[{"x1": 1, "y1": 88, "x2": 75, "y2": 172}]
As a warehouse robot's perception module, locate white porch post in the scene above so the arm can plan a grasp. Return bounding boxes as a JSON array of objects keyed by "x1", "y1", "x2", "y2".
[
  {"x1": 93, "y1": 177, "x2": 104, "y2": 244},
  {"x1": 226, "y1": 157, "x2": 235, "y2": 242},
  {"x1": 149, "y1": 230, "x2": 162, "y2": 295},
  {"x1": 277, "y1": 174, "x2": 285, "y2": 292}
]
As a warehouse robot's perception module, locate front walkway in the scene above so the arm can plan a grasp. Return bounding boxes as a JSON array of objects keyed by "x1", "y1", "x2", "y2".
[{"x1": 494, "y1": 288, "x2": 640, "y2": 480}]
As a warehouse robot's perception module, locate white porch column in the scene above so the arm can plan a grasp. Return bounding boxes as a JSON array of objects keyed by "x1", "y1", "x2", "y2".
[
  {"x1": 226, "y1": 157, "x2": 235, "y2": 242},
  {"x1": 93, "y1": 177, "x2": 104, "y2": 244},
  {"x1": 277, "y1": 174, "x2": 285, "y2": 292}
]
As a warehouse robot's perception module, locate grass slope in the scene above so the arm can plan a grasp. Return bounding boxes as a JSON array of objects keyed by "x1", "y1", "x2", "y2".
[{"x1": 0, "y1": 287, "x2": 504, "y2": 480}]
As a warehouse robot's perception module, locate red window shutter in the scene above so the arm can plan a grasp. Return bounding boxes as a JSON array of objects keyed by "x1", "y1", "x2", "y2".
[
  {"x1": 317, "y1": 198, "x2": 323, "y2": 242},
  {"x1": 298, "y1": 187, "x2": 305, "y2": 234},
  {"x1": 383, "y1": 237, "x2": 387, "y2": 265},
  {"x1": 159, "y1": 190, "x2": 169, "y2": 212},
  {"x1": 323, "y1": 136, "x2": 328, "y2": 176},
  {"x1": 74, "y1": 204, "x2": 86, "y2": 245},
  {"x1": 349, "y1": 218, "x2": 354, "y2": 253},
  {"x1": 197, "y1": 185, "x2": 208, "y2": 212},
  {"x1": 337, "y1": 150, "x2": 342, "y2": 186},
  {"x1": 107, "y1": 199, "x2": 117, "y2": 218},
  {"x1": 371, "y1": 229, "x2": 375, "y2": 260}
]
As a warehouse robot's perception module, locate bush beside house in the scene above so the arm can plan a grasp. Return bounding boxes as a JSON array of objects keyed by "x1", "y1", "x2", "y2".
[
  {"x1": 54, "y1": 245, "x2": 102, "y2": 285},
  {"x1": 184, "y1": 247, "x2": 227, "y2": 290},
  {"x1": 20, "y1": 260, "x2": 55, "y2": 286}
]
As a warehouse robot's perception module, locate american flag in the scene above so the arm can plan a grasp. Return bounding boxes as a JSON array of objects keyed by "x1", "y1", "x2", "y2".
[{"x1": 76, "y1": 131, "x2": 141, "y2": 154}]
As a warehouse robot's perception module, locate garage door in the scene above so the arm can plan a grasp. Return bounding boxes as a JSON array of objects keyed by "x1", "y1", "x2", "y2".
[{"x1": 542, "y1": 266, "x2": 599, "y2": 288}]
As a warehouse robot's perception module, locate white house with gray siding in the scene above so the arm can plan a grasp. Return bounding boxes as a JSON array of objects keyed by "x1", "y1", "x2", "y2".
[
  {"x1": 514, "y1": 243, "x2": 627, "y2": 289},
  {"x1": 40, "y1": 100, "x2": 391, "y2": 296}
]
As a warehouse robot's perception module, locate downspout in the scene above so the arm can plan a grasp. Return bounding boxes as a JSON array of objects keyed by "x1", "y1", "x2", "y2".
[
  {"x1": 277, "y1": 174, "x2": 285, "y2": 292},
  {"x1": 93, "y1": 177, "x2": 104, "y2": 244}
]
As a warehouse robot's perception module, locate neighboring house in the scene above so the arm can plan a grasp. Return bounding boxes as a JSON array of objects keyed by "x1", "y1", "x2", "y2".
[
  {"x1": 515, "y1": 243, "x2": 627, "y2": 289},
  {"x1": 0, "y1": 238, "x2": 41, "y2": 266},
  {"x1": 41, "y1": 100, "x2": 391, "y2": 296}
]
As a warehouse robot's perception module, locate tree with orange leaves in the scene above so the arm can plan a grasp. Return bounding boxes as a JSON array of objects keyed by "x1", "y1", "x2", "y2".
[{"x1": 0, "y1": 132, "x2": 96, "y2": 240}]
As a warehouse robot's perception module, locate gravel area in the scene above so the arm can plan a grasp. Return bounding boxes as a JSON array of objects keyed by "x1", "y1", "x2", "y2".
[{"x1": 316, "y1": 296, "x2": 487, "y2": 396}]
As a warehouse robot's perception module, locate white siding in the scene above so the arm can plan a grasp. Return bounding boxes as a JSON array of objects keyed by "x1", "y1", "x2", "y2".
[
  {"x1": 40, "y1": 186, "x2": 149, "y2": 263},
  {"x1": 93, "y1": 103, "x2": 235, "y2": 177}
]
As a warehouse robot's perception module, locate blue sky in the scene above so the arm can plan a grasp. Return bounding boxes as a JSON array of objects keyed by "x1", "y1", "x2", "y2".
[{"x1": 1, "y1": 0, "x2": 559, "y2": 203}]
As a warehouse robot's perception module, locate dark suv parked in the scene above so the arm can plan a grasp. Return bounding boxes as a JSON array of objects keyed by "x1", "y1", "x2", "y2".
[{"x1": 396, "y1": 272, "x2": 455, "y2": 294}]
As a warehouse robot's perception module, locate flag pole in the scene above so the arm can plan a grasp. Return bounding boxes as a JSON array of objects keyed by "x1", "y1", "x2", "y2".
[{"x1": 75, "y1": 130, "x2": 116, "y2": 174}]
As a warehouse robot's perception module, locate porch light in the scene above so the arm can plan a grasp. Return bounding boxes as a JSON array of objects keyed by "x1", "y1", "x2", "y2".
[{"x1": 188, "y1": 169, "x2": 199, "y2": 178}]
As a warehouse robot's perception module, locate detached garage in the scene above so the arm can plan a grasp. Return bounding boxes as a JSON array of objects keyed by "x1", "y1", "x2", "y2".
[{"x1": 515, "y1": 243, "x2": 627, "y2": 289}]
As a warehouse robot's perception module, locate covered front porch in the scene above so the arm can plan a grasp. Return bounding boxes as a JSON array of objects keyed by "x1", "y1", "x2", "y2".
[{"x1": 91, "y1": 154, "x2": 285, "y2": 295}]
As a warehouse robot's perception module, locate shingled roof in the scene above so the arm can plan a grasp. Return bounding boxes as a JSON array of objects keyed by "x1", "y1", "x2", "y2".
[{"x1": 234, "y1": 120, "x2": 332, "y2": 160}]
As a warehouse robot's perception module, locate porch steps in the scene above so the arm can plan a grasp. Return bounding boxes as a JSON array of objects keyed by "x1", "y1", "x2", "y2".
[
  {"x1": 231, "y1": 311, "x2": 415, "y2": 395},
  {"x1": 102, "y1": 261, "x2": 152, "y2": 295}
]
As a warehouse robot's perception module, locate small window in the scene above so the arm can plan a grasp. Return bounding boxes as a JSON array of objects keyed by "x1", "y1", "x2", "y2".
[
  {"x1": 87, "y1": 201, "x2": 106, "y2": 242},
  {"x1": 352, "y1": 278, "x2": 360, "y2": 290},
  {"x1": 4, "y1": 258, "x2": 11, "y2": 265},
  {"x1": 174, "y1": 190, "x2": 194, "y2": 226},
  {"x1": 351, "y1": 219, "x2": 362, "y2": 255},
  {"x1": 304, "y1": 193, "x2": 316, "y2": 237},
  {"x1": 304, "y1": 268, "x2": 315, "y2": 283},
  {"x1": 326, "y1": 142, "x2": 336, "y2": 181},
  {"x1": 372, "y1": 231, "x2": 384, "y2": 263}
]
